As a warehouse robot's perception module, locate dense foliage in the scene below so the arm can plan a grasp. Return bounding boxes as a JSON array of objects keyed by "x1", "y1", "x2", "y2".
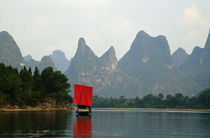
[
  {"x1": 93, "y1": 90, "x2": 210, "y2": 109},
  {"x1": 0, "y1": 63, "x2": 72, "y2": 107}
]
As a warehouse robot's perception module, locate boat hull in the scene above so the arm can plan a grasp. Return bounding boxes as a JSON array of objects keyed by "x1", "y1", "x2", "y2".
[{"x1": 76, "y1": 106, "x2": 91, "y2": 116}]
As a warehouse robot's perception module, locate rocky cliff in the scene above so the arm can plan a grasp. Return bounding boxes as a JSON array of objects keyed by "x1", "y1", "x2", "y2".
[
  {"x1": 65, "y1": 31, "x2": 202, "y2": 97},
  {"x1": 0, "y1": 31, "x2": 25, "y2": 68},
  {"x1": 65, "y1": 38, "x2": 118, "y2": 94}
]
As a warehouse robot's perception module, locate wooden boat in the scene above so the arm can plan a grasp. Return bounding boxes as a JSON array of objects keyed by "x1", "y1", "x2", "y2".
[{"x1": 74, "y1": 84, "x2": 93, "y2": 116}]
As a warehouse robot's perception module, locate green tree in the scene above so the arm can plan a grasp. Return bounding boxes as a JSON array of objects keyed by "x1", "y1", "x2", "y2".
[
  {"x1": 198, "y1": 89, "x2": 210, "y2": 108},
  {"x1": 41, "y1": 67, "x2": 70, "y2": 94},
  {"x1": 32, "y1": 67, "x2": 42, "y2": 91},
  {"x1": 157, "y1": 93, "x2": 164, "y2": 105},
  {"x1": 165, "y1": 94, "x2": 174, "y2": 107},
  {"x1": 174, "y1": 93, "x2": 185, "y2": 107},
  {"x1": 142, "y1": 94, "x2": 157, "y2": 106},
  {"x1": 20, "y1": 66, "x2": 32, "y2": 85},
  {"x1": 0, "y1": 63, "x2": 72, "y2": 107}
]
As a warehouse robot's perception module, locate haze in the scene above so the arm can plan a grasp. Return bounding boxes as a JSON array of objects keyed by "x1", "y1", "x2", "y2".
[{"x1": 0, "y1": 0, "x2": 209, "y2": 60}]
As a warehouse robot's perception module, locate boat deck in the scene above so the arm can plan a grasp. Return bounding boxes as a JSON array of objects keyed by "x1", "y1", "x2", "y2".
[{"x1": 76, "y1": 108, "x2": 92, "y2": 113}]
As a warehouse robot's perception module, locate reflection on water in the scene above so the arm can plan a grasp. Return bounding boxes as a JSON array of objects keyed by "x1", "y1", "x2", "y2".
[
  {"x1": 0, "y1": 111, "x2": 73, "y2": 137},
  {"x1": 0, "y1": 110, "x2": 210, "y2": 137},
  {"x1": 73, "y1": 116, "x2": 92, "y2": 138}
]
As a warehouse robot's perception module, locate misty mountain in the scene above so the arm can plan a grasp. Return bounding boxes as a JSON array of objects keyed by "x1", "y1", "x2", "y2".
[
  {"x1": 116, "y1": 31, "x2": 201, "y2": 97},
  {"x1": 24, "y1": 55, "x2": 32, "y2": 62},
  {"x1": 50, "y1": 50, "x2": 70, "y2": 72},
  {"x1": 118, "y1": 30, "x2": 171, "y2": 74},
  {"x1": 178, "y1": 30, "x2": 210, "y2": 88},
  {"x1": 119, "y1": 30, "x2": 171, "y2": 67},
  {"x1": 0, "y1": 31, "x2": 57, "y2": 73},
  {"x1": 0, "y1": 31, "x2": 24, "y2": 68},
  {"x1": 25, "y1": 58, "x2": 39, "y2": 70},
  {"x1": 65, "y1": 31, "x2": 203, "y2": 97},
  {"x1": 65, "y1": 38, "x2": 119, "y2": 95},
  {"x1": 1, "y1": 30, "x2": 209, "y2": 98},
  {"x1": 38, "y1": 56, "x2": 56, "y2": 72},
  {"x1": 172, "y1": 48, "x2": 189, "y2": 67},
  {"x1": 25, "y1": 55, "x2": 57, "y2": 72}
]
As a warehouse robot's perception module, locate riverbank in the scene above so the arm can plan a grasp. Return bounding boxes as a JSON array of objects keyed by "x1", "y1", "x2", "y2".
[
  {"x1": 0, "y1": 106, "x2": 75, "y2": 112},
  {"x1": 1, "y1": 107, "x2": 210, "y2": 112},
  {"x1": 0, "y1": 102, "x2": 75, "y2": 112},
  {"x1": 0, "y1": 97, "x2": 75, "y2": 112},
  {"x1": 93, "y1": 108, "x2": 210, "y2": 112}
]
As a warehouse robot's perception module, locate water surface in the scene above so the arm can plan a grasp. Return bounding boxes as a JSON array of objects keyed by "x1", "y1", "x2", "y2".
[{"x1": 0, "y1": 110, "x2": 210, "y2": 137}]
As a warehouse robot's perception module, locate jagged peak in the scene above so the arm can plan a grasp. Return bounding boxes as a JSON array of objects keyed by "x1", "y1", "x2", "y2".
[
  {"x1": 120, "y1": 30, "x2": 171, "y2": 65},
  {"x1": 77, "y1": 37, "x2": 91, "y2": 54},
  {"x1": 100, "y1": 46, "x2": 118, "y2": 70},
  {"x1": 156, "y1": 35, "x2": 167, "y2": 40},
  {"x1": 41, "y1": 56, "x2": 52, "y2": 62},
  {"x1": 24, "y1": 54, "x2": 32, "y2": 58},
  {"x1": 136, "y1": 30, "x2": 150, "y2": 38},
  {"x1": 176, "y1": 47, "x2": 186, "y2": 51},
  {"x1": 107, "y1": 46, "x2": 115, "y2": 54},
  {"x1": 193, "y1": 46, "x2": 202, "y2": 51},
  {"x1": 172, "y1": 47, "x2": 189, "y2": 66},
  {"x1": 0, "y1": 31, "x2": 10, "y2": 35},
  {"x1": 173, "y1": 47, "x2": 188, "y2": 56},
  {"x1": 24, "y1": 55, "x2": 33, "y2": 62},
  {"x1": 0, "y1": 31, "x2": 13, "y2": 40},
  {"x1": 78, "y1": 37, "x2": 86, "y2": 48},
  {"x1": 101, "y1": 46, "x2": 116, "y2": 60},
  {"x1": 136, "y1": 30, "x2": 167, "y2": 40},
  {"x1": 134, "y1": 31, "x2": 168, "y2": 48},
  {"x1": 0, "y1": 31, "x2": 15, "y2": 43},
  {"x1": 52, "y1": 50, "x2": 65, "y2": 55},
  {"x1": 74, "y1": 37, "x2": 97, "y2": 59},
  {"x1": 191, "y1": 46, "x2": 203, "y2": 56},
  {"x1": 38, "y1": 56, "x2": 56, "y2": 71}
]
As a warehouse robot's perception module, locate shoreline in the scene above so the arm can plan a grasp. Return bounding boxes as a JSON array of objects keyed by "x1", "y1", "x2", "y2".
[
  {"x1": 0, "y1": 107, "x2": 75, "y2": 112},
  {"x1": 92, "y1": 108, "x2": 210, "y2": 112},
  {"x1": 1, "y1": 107, "x2": 210, "y2": 112}
]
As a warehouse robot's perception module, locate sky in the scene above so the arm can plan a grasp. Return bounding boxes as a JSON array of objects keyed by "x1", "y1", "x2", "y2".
[{"x1": 0, "y1": 0, "x2": 209, "y2": 61}]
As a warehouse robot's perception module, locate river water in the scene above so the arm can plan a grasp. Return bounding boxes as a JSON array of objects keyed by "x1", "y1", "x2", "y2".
[{"x1": 0, "y1": 109, "x2": 210, "y2": 137}]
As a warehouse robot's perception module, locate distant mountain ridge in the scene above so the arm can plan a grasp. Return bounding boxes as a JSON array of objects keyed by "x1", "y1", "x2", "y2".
[
  {"x1": 118, "y1": 30, "x2": 172, "y2": 75},
  {"x1": 25, "y1": 55, "x2": 56, "y2": 72},
  {"x1": 119, "y1": 30, "x2": 171, "y2": 66},
  {"x1": 50, "y1": 50, "x2": 70, "y2": 72},
  {"x1": 65, "y1": 38, "x2": 118, "y2": 94},
  {"x1": 0, "y1": 31, "x2": 56, "y2": 72},
  {"x1": 65, "y1": 30, "x2": 209, "y2": 97},
  {"x1": 1, "y1": 30, "x2": 210, "y2": 98},
  {"x1": 24, "y1": 55, "x2": 32, "y2": 62},
  {"x1": 117, "y1": 31, "x2": 201, "y2": 97},
  {"x1": 178, "y1": 30, "x2": 210, "y2": 88}
]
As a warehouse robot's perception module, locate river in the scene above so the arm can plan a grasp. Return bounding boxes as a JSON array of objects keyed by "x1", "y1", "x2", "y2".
[{"x1": 0, "y1": 109, "x2": 210, "y2": 137}]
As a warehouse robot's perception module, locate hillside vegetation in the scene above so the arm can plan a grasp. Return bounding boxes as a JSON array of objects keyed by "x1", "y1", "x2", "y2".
[
  {"x1": 93, "y1": 89, "x2": 210, "y2": 109},
  {"x1": 0, "y1": 63, "x2": 72, "y2": 109}
]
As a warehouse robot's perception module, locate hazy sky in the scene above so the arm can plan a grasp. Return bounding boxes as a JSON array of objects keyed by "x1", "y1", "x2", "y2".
[{"x1": 0, "y1": 0, "x2": 209, "y2": 60}]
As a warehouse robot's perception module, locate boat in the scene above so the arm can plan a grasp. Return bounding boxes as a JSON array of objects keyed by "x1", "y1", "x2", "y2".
[{"x1": 73, "y1": 84, "x2": 93, "y2": 116}]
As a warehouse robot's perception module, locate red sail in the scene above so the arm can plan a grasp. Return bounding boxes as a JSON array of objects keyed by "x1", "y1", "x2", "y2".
[{"x1": 73, "y1": 84, "x2": 93, "y2": 106}]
